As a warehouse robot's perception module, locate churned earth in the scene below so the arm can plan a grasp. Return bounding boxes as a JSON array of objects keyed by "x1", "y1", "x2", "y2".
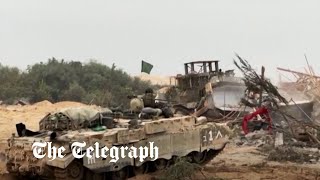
[{"x1": 131, "y1": 144, "x2": 320, "y2": 180}]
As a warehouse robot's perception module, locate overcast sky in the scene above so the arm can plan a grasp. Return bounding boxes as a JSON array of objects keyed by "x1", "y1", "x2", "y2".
[{"x1": 1, "y1": 0, "x2": 320, "y2": 82}]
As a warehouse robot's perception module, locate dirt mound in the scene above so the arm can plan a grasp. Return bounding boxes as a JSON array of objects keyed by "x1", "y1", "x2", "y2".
[
  {"x1": 0, "y1": 100, "x2": 91, "y2": 141},
  {"x1": 32, "y1": 100, "x2": 53, "y2": 107},
  {"x1": 137, "y1": 73, "x2": 172, "y2": 86},
  {"x1": 53, "y1": 101, "x2": 87, "y2": 108},
  {"x1": 267, "y1": 146, "x2": 320, "y2": 163},
  {"x1": 0, "y1": 100, "x2": 97, "y2": 175}
]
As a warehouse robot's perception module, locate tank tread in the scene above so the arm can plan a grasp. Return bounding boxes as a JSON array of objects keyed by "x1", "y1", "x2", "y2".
[
  {"x1": 54, "y1": 168, "x2": 67, "y2": 179},
  {"x1": 8, "y1": 148, "x2": 225, "y2": 180},
  {"x1": 202, "y1": 149, "x2": 224, "y2": 165}
]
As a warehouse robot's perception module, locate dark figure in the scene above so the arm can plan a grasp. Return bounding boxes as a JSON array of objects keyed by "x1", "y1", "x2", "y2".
[
  {"x1": 142, "y1": 88, "x2": 156, "y2": 108},
  {"x1": 16, "y1": 123, "x2": 41, "y2": 137}
]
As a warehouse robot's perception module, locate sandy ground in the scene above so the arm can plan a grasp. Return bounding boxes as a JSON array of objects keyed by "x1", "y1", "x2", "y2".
[
  {"x1": 137, "y1": 73, "x2": 172, "y2": 86},
  {"x1": 203, "y1": 144, "x2": 320, "y2": 180},
  {"x1": 0, "y1": 100, "x2": 96, "y2": 141},
  {"x1": 0, "y1": 100, "x2": 98, "y2": 175},
  {"x1": 130, "y1": 144, "x2": 320, "y2": 180}
]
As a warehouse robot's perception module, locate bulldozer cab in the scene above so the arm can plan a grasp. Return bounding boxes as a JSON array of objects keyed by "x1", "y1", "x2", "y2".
[
  {"x1": 176, "y1": 61, "x2": 220, "y2": 90},
  {"x1": 174, "y1": 61, "x2": 221, "y2": 103}
]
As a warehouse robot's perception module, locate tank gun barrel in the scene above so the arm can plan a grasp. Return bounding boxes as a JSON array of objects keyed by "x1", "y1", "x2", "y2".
[{"x1": 154, "y1": 98, "x2": 178, "y2": 103}]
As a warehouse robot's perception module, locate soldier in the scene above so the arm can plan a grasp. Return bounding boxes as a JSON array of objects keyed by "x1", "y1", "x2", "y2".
[
  {"x1": 142, "y1": 88, "x2": 156, "y2": 108},
  {"x1": 139, "y1": 88, "x2": 174, "y2": 119}
]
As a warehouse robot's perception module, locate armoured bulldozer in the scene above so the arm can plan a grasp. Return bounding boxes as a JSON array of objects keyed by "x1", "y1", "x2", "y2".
[
  {"x1": 5, "y1": 105, "x2": 230, "y2": 180},
  {"x1": 157, "y1": 61, "x2": 247, "y2": 120}
]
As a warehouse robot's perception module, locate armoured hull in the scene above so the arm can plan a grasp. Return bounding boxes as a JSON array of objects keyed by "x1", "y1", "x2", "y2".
[{"x1": 5, "y1": 115, "x2": 230, "y2": 180}]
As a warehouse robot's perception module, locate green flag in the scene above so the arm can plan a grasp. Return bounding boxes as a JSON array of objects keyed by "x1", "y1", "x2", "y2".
[{"x1": 141, "y1": 60, "x2": 153, "y2": 74}]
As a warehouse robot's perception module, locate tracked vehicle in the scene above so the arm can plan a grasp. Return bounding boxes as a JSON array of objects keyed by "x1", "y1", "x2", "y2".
[
  {"x1": 157, "y1": 61, "x2": 246, "y2": 120},
  {"x1": 5, "y1": 104, "x2": 230, "y2": 180}
]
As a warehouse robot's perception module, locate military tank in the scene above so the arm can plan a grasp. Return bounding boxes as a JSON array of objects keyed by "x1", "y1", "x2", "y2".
[{"x1": 5, "y1": 103, "x2": 230, "y2": 180}]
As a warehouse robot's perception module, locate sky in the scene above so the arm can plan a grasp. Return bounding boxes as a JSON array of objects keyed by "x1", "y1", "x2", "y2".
[{"x1": 1, "y1": 0, "x2": 320, "y2": 82}]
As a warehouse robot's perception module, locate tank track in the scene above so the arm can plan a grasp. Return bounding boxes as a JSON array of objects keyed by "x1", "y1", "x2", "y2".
[
  {"x1": 54, "y1": 168, "x2": 68, "y2": 179},
  {"x1": 49, "y1": 148, "x2": 224, "y2": 180},
  {"x1": 124, "y1": 149, "x2": 224, "y2": 180},
  {"x1": 8, "y1": 148, "x2": 224, "y2": 180}
]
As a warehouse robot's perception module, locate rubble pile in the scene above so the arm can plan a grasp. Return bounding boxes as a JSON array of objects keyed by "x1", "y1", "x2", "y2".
[
  {"x1": 231, "y1": 55, "x2": 320, "y2": 165},
  {"x1": 277, "y1": 64, "x2": 320, "y2": 124},
  {"x1": 267, "y1": 146, "x2": 320, "y2": 163},
  {"x1": 228, "y1": 113, "x2": 320, "y2": 164},
  {"x1": 234, "y1": 130, "x2": 273, "y2": 147}
]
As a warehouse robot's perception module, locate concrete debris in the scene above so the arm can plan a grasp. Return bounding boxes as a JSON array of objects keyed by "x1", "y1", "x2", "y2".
[
  {"x1": 274, "y1": 132, "x2": 284, "y2": 147},
  {"x1": 233, "y1": 130, "x2": 273, "y2": 147},
  {"x1": 228, "y1": 60, "x2": 320, "y2": 165},
  {"x1": 245, "y1": 129, "x2": 267, "y2": 140},
  {"x1": 267, "y1": 146, "x2": 320, "y2": 163}
]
